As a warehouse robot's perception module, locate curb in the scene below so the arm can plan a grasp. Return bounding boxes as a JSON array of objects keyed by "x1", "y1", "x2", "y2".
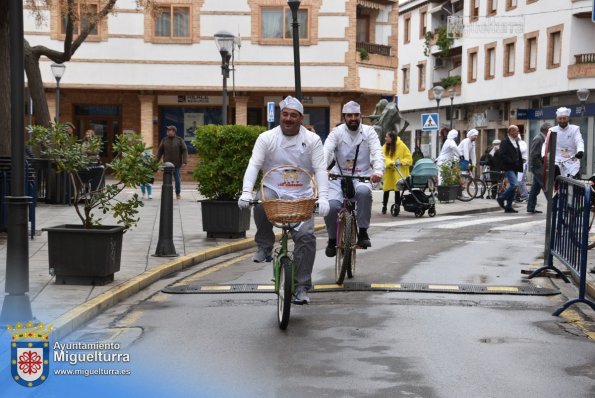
[{"x1": 49, "y1": 224, "x2": 327, "y2": 340}]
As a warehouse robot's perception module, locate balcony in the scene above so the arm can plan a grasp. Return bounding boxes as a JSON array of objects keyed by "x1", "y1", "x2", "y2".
[
  {"x1": 356, "y1": 41, "x2": 391, "y2": 57},
  {"x1": 568, "y1": 53, "x2": 595, "y2": 79},
  {"x1": 356, "y1": 41, "x2": 396, "y2": 68}
]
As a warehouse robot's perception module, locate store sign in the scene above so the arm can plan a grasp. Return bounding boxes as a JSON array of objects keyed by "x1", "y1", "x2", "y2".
[
  {"x1": 179, "y1": 95, "x2": 210, "y2": 104},
  {"x1": 157, "y1": 95, "x2": 222, "y2": 105}
]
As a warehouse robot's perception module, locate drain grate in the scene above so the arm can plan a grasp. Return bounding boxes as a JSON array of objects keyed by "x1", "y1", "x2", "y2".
[{"x1": 162, "y1": 282, "x2": 559, "y2": 296}]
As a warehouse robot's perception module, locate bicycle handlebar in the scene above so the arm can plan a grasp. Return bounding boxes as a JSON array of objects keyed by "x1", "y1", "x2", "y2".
[{"x1": 328, "y1": 174, "x2": 371, "y2": 182}]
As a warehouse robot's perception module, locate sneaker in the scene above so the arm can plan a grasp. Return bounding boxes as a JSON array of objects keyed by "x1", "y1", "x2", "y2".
[
  {"x1": 325, "y1": 239, "x2": 336, "y2": 257},
  {"x1": 292, "y1": 288, "x2": 310, "y2": 305},
  {"x1": 504, "y1": 207, "x2": 518, "y2": 213},
  {"x1": 357, "y1": 230, "x2": 371, "y2": 248},
  {"x1": 496, "y1": 197, "x2": 505, "y2": 209},
  {"x1": 252, "y1": 247, "x2": 273, "y2": 263},
  {"x1": 148, "y1": 195, "x2": 153, "y2": 200},
  {"x1": 176, "y1": 194, "x2": 181, "y2": 200},
  {"x1": 527, "y1": 209, "x2": 542, "y2": 214}
]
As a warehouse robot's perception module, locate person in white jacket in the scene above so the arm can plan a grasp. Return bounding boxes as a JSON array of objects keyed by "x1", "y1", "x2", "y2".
[
  {"x1": 516, "y1": 133, "x2": 529, "y2": 201},
  {"x1": 457, "y1": 129, "x2": 478, "y2": 172},
  {"x1": 323, "y1": 100, "x2": 384, "y2": 256},
  {"x1": 238, "y1": 96, "x2": 329, "y2": 305},
  {"x1": 552, "y1": 106, "x2": 584, "y2": 178},
  {"x1": 436, "y1": 129, "x2": 462, "y2": 184}
]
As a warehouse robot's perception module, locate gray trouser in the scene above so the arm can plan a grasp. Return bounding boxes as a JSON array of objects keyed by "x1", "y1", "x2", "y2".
[
  {"x1": 324, "y1": 183, "x2": 372, "y2": 240},
  {"x1": 254, "y1": 186, "x2": 316, "y2": 291}
]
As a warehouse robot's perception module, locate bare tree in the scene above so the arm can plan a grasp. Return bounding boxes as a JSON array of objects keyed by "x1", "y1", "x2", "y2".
[{"x1": 0, "y1": 1, "x2": 154, "y2": 155}]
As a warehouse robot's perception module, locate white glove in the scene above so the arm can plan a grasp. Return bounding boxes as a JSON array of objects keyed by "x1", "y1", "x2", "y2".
[
  {"x1": 316, "y1": 198, "x2": 330, "y2": 217},
  {"x1": 238, "y1": 191, "x2": 253, "y2": 209}
]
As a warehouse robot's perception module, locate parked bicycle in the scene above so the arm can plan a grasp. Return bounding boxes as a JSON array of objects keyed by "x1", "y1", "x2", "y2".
[{"x1": 328, "y1": 173, "x2": 371, "y2": 285}]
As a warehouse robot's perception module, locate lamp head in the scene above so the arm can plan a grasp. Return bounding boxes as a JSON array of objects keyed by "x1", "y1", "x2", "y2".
[
  {"x1": 288, "y1": 0, "x2": 301, "y2": 12},
  {"x1": 214, "y1": 30, "x2": 236, "y2": 56},
  {"x1": 51, "y1": 63, "x2": 66, "y2": 80},
  {"x1": 432, "y1": 85, "x2": 445, "y2": 101},
  {"x1": 448, "y1": 88, "x2": 455, "y2": 100},
  {"x1": 577, "y1": 88, "x2": 590, "y2": 103}
]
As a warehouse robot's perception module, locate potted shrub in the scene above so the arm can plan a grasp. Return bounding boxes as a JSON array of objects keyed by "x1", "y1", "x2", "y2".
[
  {"x1": 437, "y1": 156, "x2": 461, "y2": 203},
  {"x1": 28, "y1": 123, "x2": 159, "y2": 285},
  {"x1": 192, "y1": 124, "x2": 265, "y2": 238}
]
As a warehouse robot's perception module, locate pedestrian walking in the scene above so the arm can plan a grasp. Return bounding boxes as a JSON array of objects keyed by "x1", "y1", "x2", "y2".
[
  {"x1": 140, "y1": 150, "x2": 155, "y2": 200},
  {"x1": 497, "y1": 125, "x2": 524, "y2": 213},
  {"x1": 381, "y1": 131, "x2": 412, "y2": 216},
  {"x1": 156, "y1": 125, "x2": 188, "y2": 199},
  {"x1": 436, "y1": 129, "x2": 461, "y2": 185},
  {"x1": 516, "y1": 133, "x2": 529, "y2": 202},
  {"x1": 238, "y1": 96, "x2": 329, "y2": 305},
  {"x1": 526, "y1": 123, "x2": 551, "y2": 213}
]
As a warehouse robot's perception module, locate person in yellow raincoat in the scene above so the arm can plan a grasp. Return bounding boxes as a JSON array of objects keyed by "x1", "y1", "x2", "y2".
[{"x1": 382, "y1": 131, "x2": 413, "y2": 215}]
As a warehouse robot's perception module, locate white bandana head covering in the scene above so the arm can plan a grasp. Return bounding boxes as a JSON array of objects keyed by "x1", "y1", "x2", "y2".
[
  {"x1": 447, "y1": 129, "x2": 458, "y2": 140},
  {"x1": 492, "y1": 139, "x2": 501, "y2": 145},
  {"x1": 467, "y1": 129, "x2": 479, "y2": 138},
  {"x1": 556, "y1": 107, "x2": 571, "y2": 117},
  {"x1": 342, "y1": 101, "x2": 361, "y2": 114},
  {"x1": 279, "y1": 96, "x2": 304, "y2": 115}
]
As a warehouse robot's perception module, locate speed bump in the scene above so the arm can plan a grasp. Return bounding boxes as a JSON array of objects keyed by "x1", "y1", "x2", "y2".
[{"x1": 162, "y1": 282, "x2": 559, "y2": 296}]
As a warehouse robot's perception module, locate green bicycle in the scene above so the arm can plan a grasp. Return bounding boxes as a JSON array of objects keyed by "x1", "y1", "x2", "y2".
[{"x1": 253, "y1": 166, "x2": 318, "y2": 330}]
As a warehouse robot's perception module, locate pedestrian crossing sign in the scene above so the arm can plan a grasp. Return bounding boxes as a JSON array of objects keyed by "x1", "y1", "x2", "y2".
[{"x1": 421, "y1": 113, "x2": 439, "y2": 131}]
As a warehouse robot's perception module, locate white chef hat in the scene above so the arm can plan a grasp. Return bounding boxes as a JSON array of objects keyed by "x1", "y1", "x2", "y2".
[
  {"x1": 556, "y1": 107, "x2": 571, "y2": 117},
  {"x1": 279, "y1": 96, "x2": 304, "y2": 115},
  {"x1": 342, "y1": 101, "x2": 361, "y2": 114},
  {"x1": 467, "y1": 129, "x2": 479, "y2": 138},
  {"x1": 492, "y1": 139, "x2": 501, "y2": 145}
]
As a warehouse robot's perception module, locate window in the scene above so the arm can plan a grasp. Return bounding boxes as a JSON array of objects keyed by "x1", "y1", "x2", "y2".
[
  {"x1": 506, "y1": 0, "x2": 518, "y2": 11},
  {"x1": 261, "y1": 6, "x2": 308, "y2": 40},
  {"x1": 485, "y1": 42, "x2": 496, "y2": 80},
  {"x1": 470, "y1": 0, "x2": 479, "y2": 22},
  {"x1": 468, "y1": 47, "x2": 478, "y2": 83},
  {"x1": 402, "y1": 65, "x2": 410, "y2": 94},
  {"x1": 524, "y1": 31, "x2": 539, "y2": 73},
  {"x1": 419, "y1": 8, "x2": 428, "y2": 39},
  {"x1": 487, "y1": 0, "x2": 498, "y2": 16},
  {"x1": 155, "y1": 5, "x2": 190, "y2": 38},
  {"x1": 403, "y1": 14, "x2": 411, "y2": 44},
  {"x1": 417, "y1": 61, "x2": 426, "y2": 92},
  {"x1": 503, "y1": 37, "x2": 516, "y2": 76},
  {"x1": 60, "y1": 1, "x2": 99, "y2": 37},
  {"x1": 547, "y1": 25, "x2": 563, "y2": 69},
  {"x1": 356, "y1": 14, "x2": 370, "y2": 42}
]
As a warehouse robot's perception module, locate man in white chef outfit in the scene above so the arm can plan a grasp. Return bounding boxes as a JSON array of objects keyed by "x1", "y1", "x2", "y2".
[
  {"x1": 238, "y1": 96, "x2": 329, "y2": 305},
  {"x1": 323, "y1": 100, "x2": 384, "y2": 257},
  {"x1": 549, "y1": 106, "x2": 584, "y2": 178},
  {"x1": 457, "y1": 128, "x2": 478, "y2": 173}
]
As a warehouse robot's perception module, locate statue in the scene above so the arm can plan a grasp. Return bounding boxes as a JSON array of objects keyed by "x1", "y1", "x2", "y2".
[{"x1": 365, "y1": 99, "x2": 409, "y2": 143}]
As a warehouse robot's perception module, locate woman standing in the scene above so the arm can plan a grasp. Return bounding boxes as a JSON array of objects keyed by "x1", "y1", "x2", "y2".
[{"x1": 381, "y1": 131, "x2": 412, "y2": 215}]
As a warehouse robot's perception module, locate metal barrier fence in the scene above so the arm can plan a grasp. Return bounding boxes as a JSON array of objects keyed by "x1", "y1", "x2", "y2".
[{"x1": 528, "y1": 176, "x2": 595, "y2": 315}]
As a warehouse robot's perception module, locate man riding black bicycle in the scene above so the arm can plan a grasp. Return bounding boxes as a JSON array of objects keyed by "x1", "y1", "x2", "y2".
[{"x1": 323, "y1": 101, "x2": 384, "y2": 256}]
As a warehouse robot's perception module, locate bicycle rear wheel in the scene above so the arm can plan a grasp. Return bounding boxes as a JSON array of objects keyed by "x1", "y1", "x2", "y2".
[
  {"x1": 335, "y1": 212, "x2": 354, "y2": 284},
  {"x1": 457, "y1": 175, "x2": 476, "y2": 202},
  {"x1": 277, "y1": 257, "x2": 292, "y2": 330},
  {"x1": 475, "y1": 178, "x2": 486, "y2": 198}
]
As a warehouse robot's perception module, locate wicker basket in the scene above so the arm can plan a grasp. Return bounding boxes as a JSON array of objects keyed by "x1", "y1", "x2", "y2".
[{"x1": 260, "y1": 165, "x2": 318, "y2": 223}]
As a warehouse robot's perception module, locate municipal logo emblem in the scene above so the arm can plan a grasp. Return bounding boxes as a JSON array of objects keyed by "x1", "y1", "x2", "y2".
[{"x1": 8, "y1": 321, "x2": 52, "y2": 387}]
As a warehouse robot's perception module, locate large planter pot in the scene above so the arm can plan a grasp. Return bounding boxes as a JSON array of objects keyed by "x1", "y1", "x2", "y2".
[
  {"x1": 437, "y1": 185, "x2": 459, "y2": 203},
  {"x1": 43, "y1": 224, "x2": 124, "y2": 285},
  {"x1": 200, "y1": 200, "x2": 251, "y2": 239}
]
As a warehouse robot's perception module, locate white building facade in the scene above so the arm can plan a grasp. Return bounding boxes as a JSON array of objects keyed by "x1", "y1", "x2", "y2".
[
  {"x1": 397, "y1": 0, "x2": 595, "y2": 176},
  {"x1": 25, "y1": 0, "x2": 398, "y2": 170}
]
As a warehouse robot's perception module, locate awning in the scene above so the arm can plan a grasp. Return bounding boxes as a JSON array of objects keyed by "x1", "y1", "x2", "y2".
[{"x1": 357, "y1": 0, "x2": 385, "y2": 11}]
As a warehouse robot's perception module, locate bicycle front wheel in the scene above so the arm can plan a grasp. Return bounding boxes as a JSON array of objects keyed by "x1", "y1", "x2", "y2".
[
  {"x1": 475, "y1": 178, "x2": 486, "y2": 198},
  {"x1": 277, "y1": 257, "x2": 292, "y2": 330},
  {"x1": 457, "y1": 175, "x2": 476, "y2": 202},
  {"x1": 335, "y1": 212, "x2": 355, "y2": 284}
]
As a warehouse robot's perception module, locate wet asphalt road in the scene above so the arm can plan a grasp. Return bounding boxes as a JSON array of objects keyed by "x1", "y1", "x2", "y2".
[{"x1": 57, "y1": 212, "x2": 595, "y2": 397}]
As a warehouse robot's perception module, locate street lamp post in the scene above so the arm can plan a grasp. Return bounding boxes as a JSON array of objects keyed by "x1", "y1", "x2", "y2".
[
  {"x1": 214, "y1": 31, "x2": 235, "y2": 125},
  {"x1": 577, "y1": 88, "x2": 590, "y2": 116},
  {"x1": 448, "y1": 88, "x2": 455, "y2": 130},
  {"x1": 51, "y1": 63, "x2": 65, "y2": 123},
  {"x1": 432, "y1": 85, "x2": 445, "y2": 155},
  {"x1": 288, "y1": 0, "x2": 302, "y2": 101}
]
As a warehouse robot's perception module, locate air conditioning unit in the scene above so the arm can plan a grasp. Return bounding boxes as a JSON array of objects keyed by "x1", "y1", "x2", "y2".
[{"x1": 434, "y1": 58, "x2": 445, "y2": 69}]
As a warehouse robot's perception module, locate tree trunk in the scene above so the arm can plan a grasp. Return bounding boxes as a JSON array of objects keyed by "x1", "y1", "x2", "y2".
[
  {"x1": 0, "y1": 1, "x2": 11, "y2": 156},
  {"x1": 25, "y1": 40, "x2": 51, "y2": 127}
]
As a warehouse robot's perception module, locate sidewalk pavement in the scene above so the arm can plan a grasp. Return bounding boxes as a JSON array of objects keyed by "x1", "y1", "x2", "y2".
[{"x1": 0, "y1": 182, "x2": 590, "y2": 339}]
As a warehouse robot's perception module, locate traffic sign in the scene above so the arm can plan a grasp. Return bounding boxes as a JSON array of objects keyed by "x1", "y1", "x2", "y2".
[
  {"x1": 267, "y1": 102, "x2": 275, "y2": 123},
  {"x1": 421, "y1": 113, "x2": 439, "y2": 131}
]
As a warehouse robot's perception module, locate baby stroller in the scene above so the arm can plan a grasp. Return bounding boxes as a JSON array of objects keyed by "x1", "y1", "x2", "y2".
[{"x1": 393, "y1": 158, "x2": 438, "y2": 218}]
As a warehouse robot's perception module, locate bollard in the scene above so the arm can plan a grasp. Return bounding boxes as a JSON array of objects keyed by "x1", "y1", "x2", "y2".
[{"x1": 153, "y1": 162, "x2": 178, "y2": 257}]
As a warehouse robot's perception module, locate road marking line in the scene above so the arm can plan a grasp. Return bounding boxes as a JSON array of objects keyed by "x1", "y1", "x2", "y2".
[
  {"x1": 201, "y1": 285, "x2": 231, "y2": 291},
  {"x1": 370, "y1": 215, "x2": 468, "y2": 228},
  {"x1": 428, "y1": 284, "x2": 460, "y2": 290},
  {"x1": 257, "y1": 285, "x2": 274, "y2": 290},
  {"x1": 433, "y1": 216, "x2": 530, "y2": 229},
  {"x1": 314, "y1": 284, "x2": 343, "y2": 290},
  {"x1": 491, "y1": 220, "x2": 546, "y2": 231},
  {"x1": 486, "y1": 286, "x2": 519, "y2": 292},
  {"x1": 371, "y1": 283, "x2": 402, "y2": 289}
]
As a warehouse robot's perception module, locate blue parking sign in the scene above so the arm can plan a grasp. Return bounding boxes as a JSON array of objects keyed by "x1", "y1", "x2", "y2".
[{"x1": 267, "y1": 102, "x2": 275, "y2": 123}]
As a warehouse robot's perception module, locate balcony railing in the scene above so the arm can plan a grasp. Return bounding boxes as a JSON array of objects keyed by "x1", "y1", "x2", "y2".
[
  {"x1": 575, "y1": 53, "x2": 595, "y2": 64},
  {"x1": 356, "y1": 41, "x2": 392, "y2": 57}
]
